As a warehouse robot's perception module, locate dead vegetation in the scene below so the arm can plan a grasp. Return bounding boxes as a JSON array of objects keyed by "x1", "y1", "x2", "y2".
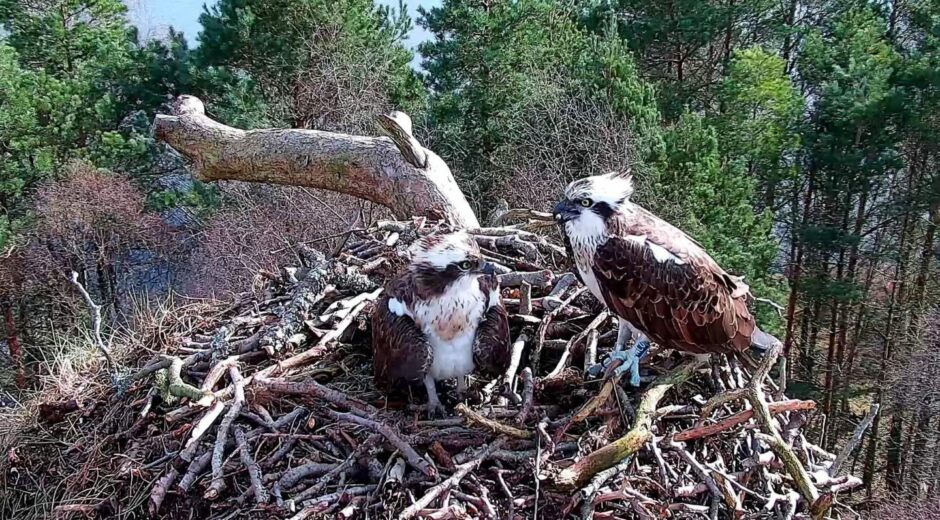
[{"x1": 2, "y1": 218, "x2": 867, "y2": 519}]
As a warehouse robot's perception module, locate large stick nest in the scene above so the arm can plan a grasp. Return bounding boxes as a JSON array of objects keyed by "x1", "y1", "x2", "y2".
[{"x1": 2, "y1": 218, "x2": 862, "y2": 520}]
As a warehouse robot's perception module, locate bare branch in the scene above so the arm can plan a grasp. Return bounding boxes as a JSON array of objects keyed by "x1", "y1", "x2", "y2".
[
  {"x1": 829, "y1": 404, "x2": 879, "y2": 477},
  {"x1": 399, "y1": 437, "x2": 508, "y2": 519},
  {"x1": 67, "y1": 271, "x2": 115, "y2": 372}
]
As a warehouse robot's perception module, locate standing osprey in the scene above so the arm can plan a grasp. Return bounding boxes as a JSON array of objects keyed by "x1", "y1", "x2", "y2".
[
  {"x1": 372, "y1": 231, "x2": 511, "y2": 416},
  {"x1": 553, "y1": 171, "x2": 779, "y2": 385}
]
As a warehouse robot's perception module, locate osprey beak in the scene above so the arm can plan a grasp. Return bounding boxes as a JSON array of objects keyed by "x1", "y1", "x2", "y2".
[{"x1": 553, "y1": 199, "x2": 579, "y2": 223}]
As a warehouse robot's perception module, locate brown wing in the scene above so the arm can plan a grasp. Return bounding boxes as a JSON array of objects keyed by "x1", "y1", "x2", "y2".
[
  {"x1": 472, "y1": 275, "x2": 511, "y2": 377},
  {"x1": 592, "y1": 224, "x2": 755, "y2": 354},
  {"x1": 371, "y1": 280, "x2": 432, "y2": 389}
]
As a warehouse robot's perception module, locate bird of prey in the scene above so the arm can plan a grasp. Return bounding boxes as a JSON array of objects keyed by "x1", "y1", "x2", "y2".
[
  {"x1": 552, "y1": 171, "x2": 780, "y2": 385},
  {"x1": 371, "y1": 231, "x2": 511, "y2": 416}
]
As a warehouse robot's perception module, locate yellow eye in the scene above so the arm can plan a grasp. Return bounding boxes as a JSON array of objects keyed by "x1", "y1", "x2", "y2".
[
  {"x1": 580, "y1": 198, "x2": 593, "y2": 207},
  {"x1": 459, "y1": 261, "x2": 472, "y2": 270}
]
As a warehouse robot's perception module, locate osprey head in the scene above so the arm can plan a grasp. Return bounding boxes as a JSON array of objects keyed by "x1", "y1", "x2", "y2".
[
  {"x1": 409, "y1": 231, "x2": 495, "y2": 297},
  {"x1": 553, "y1": 170, "x2": 634, "y2": 225}
]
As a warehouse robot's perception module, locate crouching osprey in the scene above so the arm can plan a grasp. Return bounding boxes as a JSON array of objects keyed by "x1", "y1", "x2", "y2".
[
  {"x1": 372, "y1": 231, "x2": 511, "y2": 417},
  {"x1": 553, "y1": 171, "x2": 780, "y2": 385}
]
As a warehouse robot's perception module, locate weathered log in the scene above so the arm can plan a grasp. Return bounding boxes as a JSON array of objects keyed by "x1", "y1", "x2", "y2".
[{"x1": 153, "y1": 96, "x2": 478, "y2": 227}]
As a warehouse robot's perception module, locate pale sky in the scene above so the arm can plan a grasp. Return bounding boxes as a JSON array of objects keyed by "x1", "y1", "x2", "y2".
[{"x1": 125, "y1": 0, "x2": 439, "y2": 55}]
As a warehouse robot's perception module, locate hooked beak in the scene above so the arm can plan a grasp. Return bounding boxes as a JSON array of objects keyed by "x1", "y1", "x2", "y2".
[{"x1": 553, "y1": 199, "x2": 579, "y2": 223}]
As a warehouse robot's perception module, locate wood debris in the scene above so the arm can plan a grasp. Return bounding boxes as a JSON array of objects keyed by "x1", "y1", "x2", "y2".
[{"x1": 5, "y1": 218, "x2": 863, "y2": 519}]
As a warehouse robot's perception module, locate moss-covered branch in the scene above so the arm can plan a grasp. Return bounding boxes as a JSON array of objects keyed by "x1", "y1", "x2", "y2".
[{"x1": 554, "y1": 358, "x2": 707, "y2": 490}]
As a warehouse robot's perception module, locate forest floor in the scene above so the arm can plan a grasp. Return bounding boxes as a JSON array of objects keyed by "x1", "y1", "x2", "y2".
[{"x1": 1, "y1": 219, "x2": 864, "y2": 519}]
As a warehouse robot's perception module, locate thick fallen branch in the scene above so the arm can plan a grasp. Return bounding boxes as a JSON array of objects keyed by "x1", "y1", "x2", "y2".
[
  {"x1": 180, "y1": 400, "x2": 226, "y2": 461},
  {"x1": 546, "y1": 310, "x2": 608, "y2": 379},
  {"x1": 178, "y1": 450, "x2": 211, "y2": 492},
  {"x1": 205, "y1": 366, "x2": 247, "y2": 500},
  {"x1": 504, "y1": 334, "x2": 527, "y2": 393},
  {"x1": 554, "y1": 358, "x2": 706, "y2": 489},
  {"x1": 277, "y1": 462, "x2": 338, "y2": 491},
  {"x1": 254, "y1": 376, "x2": 376, "y2": 414},
  {"x1": 533, "y1": 287, "x2": 587, "y2": 371},
  {"x1": 153, "y1": 96, "x2": 478, "y2": 227},
  {"x1": 160, "y1": 355, "x2": 214, "y2": 406},
  {"x1": 828, "y1": 404, "x2": 879, "y2": 477},
  {"x1": 514, "y1": 368, "x2": 535, "y2": 425},
  {"x1": 498, "y1": 270, "x2": 554, "y2": 288},
  {"x1": 294, "y1": 485, "x2": 377, "y2": 515},
  {"x1": 326, "y1": 410, "x2": 436, "y2": 478},
  {"x1": 235, "y1": 426, "x2": 269, "y2": 505},
  {"x1": 148, "y1": 466, "x2": 179, "y2": 517}
]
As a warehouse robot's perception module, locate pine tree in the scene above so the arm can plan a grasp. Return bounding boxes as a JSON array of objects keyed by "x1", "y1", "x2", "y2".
[
  {"x1": 420, "y1": 0, "x2": 662, "y2": 211},
  {"x1": 194, "y1": 0, "x2": 423, "y2": 130}
]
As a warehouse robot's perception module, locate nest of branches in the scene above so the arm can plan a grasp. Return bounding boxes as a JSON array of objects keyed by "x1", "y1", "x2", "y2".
[{"x1": 2, "y1": 218, "x2": 865, "y2": 520}]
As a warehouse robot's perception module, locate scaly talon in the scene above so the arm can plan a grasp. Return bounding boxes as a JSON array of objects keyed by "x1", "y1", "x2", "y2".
[{"x1": 588, "y1": 339, "x2": 651, "y2": 386}]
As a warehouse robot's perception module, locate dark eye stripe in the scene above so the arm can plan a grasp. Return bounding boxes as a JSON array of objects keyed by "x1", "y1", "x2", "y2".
[{"x1": 592, "y1": 201, "x2": 616, "y2": 219}]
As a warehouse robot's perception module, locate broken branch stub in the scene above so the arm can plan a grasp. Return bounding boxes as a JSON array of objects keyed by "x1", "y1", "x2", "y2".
[{"x1": 153, "y1": 96, "x2": 479, "y2": 228}]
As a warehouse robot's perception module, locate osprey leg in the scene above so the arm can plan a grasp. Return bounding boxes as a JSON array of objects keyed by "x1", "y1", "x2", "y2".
[
  {"x1": 588, "y1": 318, "x2": 650, "y2": 386},
  {"x1": 611, "y1": 336, "x2": 651, "y2": 386},
  {"x1": 614, "y1": 318, "x2": 637, "y2": 352},
  {"x1": 424, "y1": 375, "x2": 446, "y2": 418}
]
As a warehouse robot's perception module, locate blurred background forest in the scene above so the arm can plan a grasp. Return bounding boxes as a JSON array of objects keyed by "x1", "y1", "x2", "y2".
[{"x1": 1, "y1": 0, "x2": 940, "y2": 512}]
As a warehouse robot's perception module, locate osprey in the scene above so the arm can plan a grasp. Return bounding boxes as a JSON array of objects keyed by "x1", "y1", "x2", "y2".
[
  {"x1": 371, "y1": 231, "x2": 511, "y2": 417},
  {"x1": 553, "y1": 171, "x2": 780, "y2": 385}
]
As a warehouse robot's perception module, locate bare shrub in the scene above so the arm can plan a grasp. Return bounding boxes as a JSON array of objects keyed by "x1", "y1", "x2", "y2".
[
  {"x1": 286, "y1": 24, "x2": 398, "y2": 133},
  {"x1": 22, "y1": 161, "x2": 174, "y2": 321},
  {"x1": 489, "y1": 75, "x2": 639, "y2": 211},
  {"x1": 181, "y1": 183, "x2": 388, "y2": 298}
]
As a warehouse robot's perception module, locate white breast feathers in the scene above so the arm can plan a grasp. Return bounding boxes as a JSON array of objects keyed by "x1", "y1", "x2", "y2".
[
  {"x1": 389, "y1": 276, "x2": 489, "y2": 381},
  {"x1": 565, "y1": 216, "x2": 608, "y2": 303}
]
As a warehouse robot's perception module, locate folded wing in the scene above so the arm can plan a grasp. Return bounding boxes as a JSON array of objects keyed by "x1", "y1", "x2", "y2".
[
  {"x1": 593, "y1": 211, "x2": 755, "y2": 354},
  {"x1": 372, "y1": 290, "x2": 432, "y2": 388},
  {"x1": 472, "y1": 275, "x2": 511, "y2": 377}
]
